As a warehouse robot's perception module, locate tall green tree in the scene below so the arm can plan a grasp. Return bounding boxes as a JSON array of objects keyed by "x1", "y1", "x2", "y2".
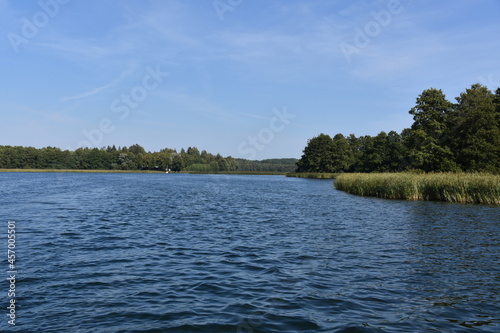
[
  {"x1": 368, "y1": 131, "x2": 389, "y2": 172},
  {"x1": 331, "y1": 133, "x2": 354, "y2": 172},
  {"x1": 494, "y1": 87, "x2": 500, "y2": 124},
  {"x1": 405, "y1": 88, "x2": 456, "y2": 171},
  {"x1": 352, "y1": 135, "x2": 374, "y2": 172},
  {"x1": 450, "y1": 84, "x2": 500, "y2": 172},
  {"x1": 170, "y1": 153, "x2": 185, "y2": 171},
  {"x1": 385, "y1": 131, "x2": 407, "y2": 171},
  {"x1": 296, "y1": 133, "x2": 335, "y2": 172},
  {"x1": 129, "y1": 144, "x2": 146, "y2": 155}
]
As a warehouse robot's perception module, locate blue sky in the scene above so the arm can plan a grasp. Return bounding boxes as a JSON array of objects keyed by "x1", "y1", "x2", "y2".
[{"x1": 1, "y1": 0, "x2": 499, "y2": 159}]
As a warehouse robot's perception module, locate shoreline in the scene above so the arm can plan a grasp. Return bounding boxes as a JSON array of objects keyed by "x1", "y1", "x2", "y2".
[
  {"x1": 0, "y1": 169, "x2": 165, "y2": 174},
  {"x1": 0, "y1": 169, "x2": 331, "y2": 177},
  {"x1": 0, "y1": 169, "x2": 287, "y2": 175}
]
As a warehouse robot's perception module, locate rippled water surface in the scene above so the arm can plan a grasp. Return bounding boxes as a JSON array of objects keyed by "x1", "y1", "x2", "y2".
[{"x1": 1, "y1": 173, "x2": 499, "y2": 332}]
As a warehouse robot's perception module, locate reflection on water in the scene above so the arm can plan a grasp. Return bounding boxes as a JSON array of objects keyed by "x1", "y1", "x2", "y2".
[{"x1": 0, "y1": 173, "x2": 498, "y2": 332}]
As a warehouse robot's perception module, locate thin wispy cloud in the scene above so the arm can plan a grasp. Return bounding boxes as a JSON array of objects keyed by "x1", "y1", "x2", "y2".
[
  {"x1": 37, "y1": 39, "x2": 123, "y2": 59},
  {"x1": 60, "y1": 68, "x2": 133, "y2": 102}
]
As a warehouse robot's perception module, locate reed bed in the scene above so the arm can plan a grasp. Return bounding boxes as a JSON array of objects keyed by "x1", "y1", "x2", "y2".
[{"x1": 335, "y1": 173, "x2": 500, "y2": 205}]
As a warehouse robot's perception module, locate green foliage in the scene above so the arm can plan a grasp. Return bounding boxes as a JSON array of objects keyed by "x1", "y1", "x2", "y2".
[
  {"x1": 494, "y1": 88, "x2": 500, "y2": 122},
  {"x1": 0, "y1": 144, "x2": 295, "y2": 173},
  {"x1": 331, "y1": 133, "x2": 354, "y2": 172},
  {"x1": 296, "y1": 133, "x2": 337, "y2": 172},
  {"x1": 236, "y1": 158, "x2": 297, "y2": 172},
  {"x1": 405, "y1": 88, "x2": 457, "y2": 172},
  {"x1": 409, "y1": 88, "x2": 452, "y2": 136},
  {"x1": 297, "y1": 83, "x2": 499, "y2": 174},
  {"x1": 449, "y1": 84, "x2": 500, "y2": 172},
  {"x1": 0, "y1": 144, "x2": 238, "y2": 173},
  {"x1": 297, "y1": 131, "x2": 409, "y2": 173},
  {"x1": 128, "y1": 144, "x2": 146, "y2": 155}
]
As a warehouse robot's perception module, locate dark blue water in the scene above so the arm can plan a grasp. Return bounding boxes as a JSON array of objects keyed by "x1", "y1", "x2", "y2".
[{"x1": 1, "y1": 173, "x2": 499, "y2": 332}]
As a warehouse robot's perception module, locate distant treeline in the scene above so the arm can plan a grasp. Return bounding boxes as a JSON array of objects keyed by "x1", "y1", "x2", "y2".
[
  {"x1": 236, "y1": 158, "x2": 297, "y2": 172},
  {"x1": 0, "y1": 144, "x2": 297, "y2": 173},
  {"x1": 297, "y1": 84, "x2": 500, "y2": 174}
]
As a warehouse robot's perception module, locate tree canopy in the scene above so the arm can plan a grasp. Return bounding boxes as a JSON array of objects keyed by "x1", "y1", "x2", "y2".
[
  {"x1": 0, "y1": 145, "x2": 240, "y2": 172},
  {"x1": 297, "y1": 84, "x2": 500, "y2": 174},
  {"x1": 0, "y1": 145, "x2": 298, "y2": 173}
]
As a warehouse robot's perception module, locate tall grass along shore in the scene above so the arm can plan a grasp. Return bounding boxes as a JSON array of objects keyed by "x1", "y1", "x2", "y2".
[{"x1": 335, "y1": 173, "x2": 500, "y2": 205}]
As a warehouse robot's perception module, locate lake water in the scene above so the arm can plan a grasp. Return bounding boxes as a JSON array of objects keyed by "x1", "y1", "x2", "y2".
[{"x1": 1, "y1": 173, "x2": 499, "y2": 332}]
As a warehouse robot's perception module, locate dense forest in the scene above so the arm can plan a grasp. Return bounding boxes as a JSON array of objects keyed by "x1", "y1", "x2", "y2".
[
  {"x1": 235, "y1": 158, "x2": 297, "y2": 172},
  {"x1": 297, "y1": 84, "x2": 500, "y2": 174},
  {"x1": 0, "y1": 144, "x2": 297, "y2": 173}
]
